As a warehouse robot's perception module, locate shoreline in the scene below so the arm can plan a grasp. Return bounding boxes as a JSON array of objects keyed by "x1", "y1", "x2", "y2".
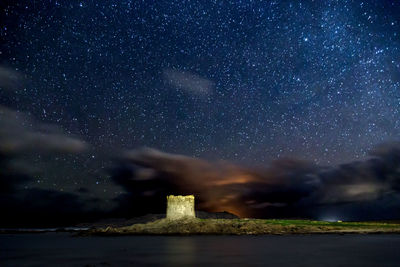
[
  {"x1": 3, "y1": 218, "x2": 400, "y2": 236},
  {"x1": 82, "y1": 218, "x2": 400, "y2": 236}
]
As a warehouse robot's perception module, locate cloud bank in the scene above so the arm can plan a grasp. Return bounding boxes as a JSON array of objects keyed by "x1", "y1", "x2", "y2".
[{"x1": 111, "y1": 143, "x2": 400, "y2": 220}]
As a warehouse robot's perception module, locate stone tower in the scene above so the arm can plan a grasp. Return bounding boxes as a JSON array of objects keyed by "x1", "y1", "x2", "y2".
[{"x1": 166, "y1": 195, "x2": 195, "y2": 220}]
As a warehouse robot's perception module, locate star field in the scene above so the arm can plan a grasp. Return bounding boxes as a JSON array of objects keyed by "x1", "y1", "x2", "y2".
[{"x1": 1, "y1": 0, "x2": 400, "y2": 194}]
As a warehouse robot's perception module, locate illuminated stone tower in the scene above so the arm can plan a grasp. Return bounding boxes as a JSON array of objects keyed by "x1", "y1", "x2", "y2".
[{"x1": 166, "y1": 195, "x2": 195, "y2": 220}]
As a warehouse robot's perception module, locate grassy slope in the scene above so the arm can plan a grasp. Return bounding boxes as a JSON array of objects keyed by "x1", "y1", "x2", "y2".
[{"x1": 86, "y1": 218, "x2": 400, "y2": 236}]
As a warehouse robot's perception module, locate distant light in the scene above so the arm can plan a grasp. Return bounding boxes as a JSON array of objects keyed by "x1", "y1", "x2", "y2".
[
  {"x1": 304, "y1": 37, "x2": 309, "y2": 42},
  {"x1": 320, "y1": 217, "x2": 342, "y2": 222}
]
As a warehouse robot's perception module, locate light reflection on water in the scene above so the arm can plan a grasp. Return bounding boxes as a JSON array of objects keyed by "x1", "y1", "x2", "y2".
[{"x1": 164, "y1": 237, "x2": 197, "y2": 266}]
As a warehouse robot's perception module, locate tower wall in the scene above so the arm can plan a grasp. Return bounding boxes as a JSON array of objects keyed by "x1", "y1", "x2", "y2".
[{"x1": 166, "y1": 195, "x2": 195, "y2": 220}]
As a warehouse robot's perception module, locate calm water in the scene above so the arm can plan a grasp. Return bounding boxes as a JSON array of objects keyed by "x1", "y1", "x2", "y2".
[{"x1": 1, "y1": 233, "x2": 400, "y2": 266}]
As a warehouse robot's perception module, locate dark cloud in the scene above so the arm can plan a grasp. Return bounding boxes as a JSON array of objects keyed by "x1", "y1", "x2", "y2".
[
  {"x1": 0, "y1": 152, "x2": 31, "y2": 194},
  {"x1": 0, "y1": 99, "x2": 96, "y2": 227},
  {"x1": 0, "y1": 187, "x2": 103, "y2": 228},
  {"x1": 0, "y1": 142, "x2": 104, "y2": 227},
  {"x1": 110, "y1": 144, "x2": 400, "y2": 220},
  {"x1": 76, "y1": 187, "x2": 90, "y2": 193},
  {"x1": 0, "y1": 149, "x2": 102, "y2": 227},
  {"x1": 0, "y1": 65, "x2": 24, "y2": 91},
  {"x1": 0, "y1": 105, "x2": 88, "y2": 154},
  {"x1": 2, "y1": 142, "x2": 400, "y2": 227}
]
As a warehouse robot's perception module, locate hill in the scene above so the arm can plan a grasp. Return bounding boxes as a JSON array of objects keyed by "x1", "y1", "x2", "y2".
[{"x1": 84, "y1": 218, "x2": 400, "y2": 236}]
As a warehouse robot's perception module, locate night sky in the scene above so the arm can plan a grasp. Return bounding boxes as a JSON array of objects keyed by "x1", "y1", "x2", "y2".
[{"x1": 1, "y1": 0, "x2": 400, "y2": 226}]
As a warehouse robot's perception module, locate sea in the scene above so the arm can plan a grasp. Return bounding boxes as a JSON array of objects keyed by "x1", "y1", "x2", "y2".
[{"x1": 1, "y1": 233, "x2": 399, "y2": 266}]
